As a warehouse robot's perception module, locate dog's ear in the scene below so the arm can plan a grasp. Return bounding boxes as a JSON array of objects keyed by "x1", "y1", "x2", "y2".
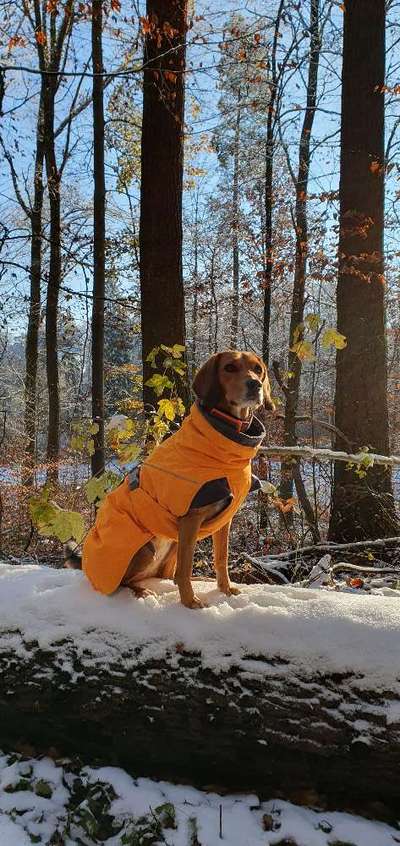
[
  {"x1": 192, "y1": 353, "x2": 222, "y2": 407},
  {"x1": 262, "y1": 366, "x2": 275, "y2": 412}
]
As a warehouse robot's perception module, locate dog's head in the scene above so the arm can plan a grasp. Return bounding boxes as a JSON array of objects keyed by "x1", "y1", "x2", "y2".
[{"x1": 193, "y1": 350, "x2": 275, "y2": 416}]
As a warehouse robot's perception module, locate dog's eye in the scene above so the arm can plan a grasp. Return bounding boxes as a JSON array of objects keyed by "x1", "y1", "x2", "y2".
[
  {"x1": 224, "y1": 363, "x2": 238, "y2": 373},
  {"x1": 254, "y1": 364, "x2": 263, "y2": 375}
]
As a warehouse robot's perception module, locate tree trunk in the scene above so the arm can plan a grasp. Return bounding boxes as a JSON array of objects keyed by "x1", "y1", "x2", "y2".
[
  {"x1": 230, "y1": 98, "x2": 241, "y2": 348},
  {"x1": 191, "y1": 191, "x2": 199, "y2": 379},
  {"x1": 140, "y1": 0, "x2": 189, "y2": 411},
  {"x1": 262, "y1": 0, "x2": 284, "y2": 365},
  {"x1": 91, "y1": 0, "x2": 106, "y2": 477},
  {"x1": 43, "y1": 76, "x2": 61, "y2": 477},
  {"x1": 24, "y1": 94, "x2": 45, "y2": 481},
  {"x1": 280, "y1": 0, "x2": 320, "y2": 538},
  {"x1": 0, "y1": 68, "x2": 4, "y2": 117},
  {"x1": 329, "y1": 0, "x2": 398, "y2": 541},
  {"x1": 0, "y1": 574, "x2": 399, "y2": 821}
]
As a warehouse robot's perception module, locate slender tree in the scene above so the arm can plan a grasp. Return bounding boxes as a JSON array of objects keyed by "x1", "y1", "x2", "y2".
[
  {"x1": 213, "y1": 15, "x2": 267, "y2": 351},
  {"x1": 31, "y1": 0, "x2": 75, "y2": 474},
  {"x1": 329, "y1": 0, "x2": 398, "y2": 541},
  {"x1": 0, "y1": 80, "x2": 45, "y2": 478},
  {"x1": 280, "y1": 0, "x2": 321, "y2": 529},
  {"x1": 139, "y1": 0, "x2": 189, "y2": 410},
  {"x1": 91, "y1": 0, "x2": 106, "y2": 475},
  {"x1": 262, "y1": 0, "x2": 285, "y2": 364},
  {"x1": 230, "y1": 95, "x2": 241, "y2": 348},
  {"x1": 24, "y1": 104, "x2": 45, "y2": 477}
]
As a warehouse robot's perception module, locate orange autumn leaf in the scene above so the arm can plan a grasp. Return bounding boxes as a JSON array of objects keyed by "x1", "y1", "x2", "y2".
[
  {"x1": 46, "y1": 0, "x2": 59, "y2": 11},
  {"x1": 274, "y1": 497, "x2": 296, "y2": 514},
  {"x1": 111, "y1": 0, "x2": 121, "y2": 11},
  {"x1": 163, "y1": 21, "x2": 177, "y2": 39},
  {"x1": 348, "y1": 577, "x2": 364, "y2": 588},
  {"x1": 165, "y1": 70, "x2": 177, "y2": 84},
  {"x1": 140, "y1": 15, "x2": 152, "y2": 34},
  {"x1": 370, "y1": 160, "x2": 380, "y2": 174},
  {"x1": 35, "y1": 29, "x2": 47, "y2": 46},
  {"x1": 8, "y1": 35, "x2": 26, "y2": 50}
]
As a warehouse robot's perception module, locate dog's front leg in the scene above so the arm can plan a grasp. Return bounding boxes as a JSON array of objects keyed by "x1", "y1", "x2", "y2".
[
  {"x1": 213, "y1": 521, "x2": 240, "y2": 597},
  {"x1": 175, "y1": 511, "x2": 206, "y2": 609}
]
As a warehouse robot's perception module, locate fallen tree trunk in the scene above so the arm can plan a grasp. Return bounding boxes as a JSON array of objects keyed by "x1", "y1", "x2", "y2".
[{"x1": 0, "y1": 563, "x2": 399, "y2": 821}]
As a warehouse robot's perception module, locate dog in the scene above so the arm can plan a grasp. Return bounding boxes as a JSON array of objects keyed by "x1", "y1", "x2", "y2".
[{"x1": 65, "y1": 350, "x2": 274, "y2": 609}]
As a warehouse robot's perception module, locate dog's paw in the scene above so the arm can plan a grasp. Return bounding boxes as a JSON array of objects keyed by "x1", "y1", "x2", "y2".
[
  {"x1": 218, "y1": 583, "x2": 241, "y2": 597},
  {"x1": 133, "y1": 587, "x2": 157, "y2": 599},
  {"x1": 181, "y1": 594, "x2": 208, "y2": 610}
]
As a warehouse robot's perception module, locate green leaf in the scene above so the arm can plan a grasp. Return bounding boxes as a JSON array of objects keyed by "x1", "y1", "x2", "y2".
[
  {"x1": 155, "y1": 801, "x2": 177, "y2": 829},
  {"x1": 171, "y1": 343, "x2": 185, "y2": 358},
  {"x1": 30, "y1": 490, "x2": 86, "y2": 543},
  {"x1": 84, "y1": 471, "x2": 121, "y2": 505},
  {"x1": 34, "y1": 779, "x2": 53, "y2": 799},
  {"x1": 146, "y1": 346, "x2": 159, "y2": 365},
  {"x1": 145, "y1": 374, "x2": 173, "y2": 397},
  {"x1": 260, "y1": 481, "x2": 277, "y2": 496},
  {"x1": 4, "y1": 778, "x2": 32, "y2": 793},
  {"x1": 70, "y1": 434, "x2": 86, "y2": 452},
  {"x1": 118, "y1": 443, "x2": 141, "y2": 464},
  {"x1": 49, "y1": 510, "x2": 86, "y2": 544},
  {"x1": 292, "y1": 322, "x2": 304, "y2": 345}
]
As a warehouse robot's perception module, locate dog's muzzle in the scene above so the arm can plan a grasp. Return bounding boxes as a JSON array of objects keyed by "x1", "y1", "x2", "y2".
[{"x1": 246, "y1": 378, "x2": 263, "y2": 400}]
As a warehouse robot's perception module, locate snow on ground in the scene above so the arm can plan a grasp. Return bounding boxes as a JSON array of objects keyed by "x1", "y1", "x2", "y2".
[
  {"x1": 0, "y1": 562, "x2": 400, "y2": 691},
  {"x1": 0, "y1": 750, "x2": 399, "y2": 846}
]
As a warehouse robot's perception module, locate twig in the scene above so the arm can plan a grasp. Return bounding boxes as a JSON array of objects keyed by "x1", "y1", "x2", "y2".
[
  {"x1": 330, "y1": 562, "x2": 400, "y2": 577},
  {"x1": 261, "y1": 444, "x2": 400, "y2": 467},
  {"x1": 274, "y1": 412, "x2": 353, "y2": 450},
  {"x1": 260, "y1": 536, "x2": 400, "y2": 562}
]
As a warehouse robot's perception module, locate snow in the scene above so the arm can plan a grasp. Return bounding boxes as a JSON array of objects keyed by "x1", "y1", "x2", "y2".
[
  {"x1": 0, "y1": 750, "x2": 399, "y2": 845},
  {"x1": 0, "y1": 562, "x2": 400, "y2": 694}
]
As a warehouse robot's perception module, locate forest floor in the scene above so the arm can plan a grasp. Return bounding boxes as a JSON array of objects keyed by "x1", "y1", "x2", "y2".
[{"x1": 0, "y1": 748, "x2": 399, "y2": 846}]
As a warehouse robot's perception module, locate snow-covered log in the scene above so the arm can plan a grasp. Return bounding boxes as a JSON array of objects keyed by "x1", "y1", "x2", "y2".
[{"x1": 0, "y1": 563, "x2": 399, "y2": 819}]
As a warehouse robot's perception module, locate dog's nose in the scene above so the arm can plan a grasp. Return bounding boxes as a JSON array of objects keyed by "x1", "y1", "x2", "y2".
[{"x1": 247, "y1": 378, "x2": 262, "y2": 391}]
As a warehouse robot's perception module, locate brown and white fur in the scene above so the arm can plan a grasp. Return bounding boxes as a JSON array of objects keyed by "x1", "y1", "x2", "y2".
[{"x1": 65, "y1": 350, "x2": 274, "y2": 609}]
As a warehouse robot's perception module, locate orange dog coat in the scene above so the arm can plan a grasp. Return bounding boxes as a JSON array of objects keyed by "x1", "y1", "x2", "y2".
[{"x1": 83, "y1": 403, "x2": 265, "y2": 594}]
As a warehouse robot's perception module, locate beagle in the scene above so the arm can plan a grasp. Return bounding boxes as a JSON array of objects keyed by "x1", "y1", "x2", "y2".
[{"x1": 66, "y1": 350, "x2": 274, "y2": 609}]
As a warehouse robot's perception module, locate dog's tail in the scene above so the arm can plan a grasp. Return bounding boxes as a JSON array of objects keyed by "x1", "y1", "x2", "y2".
[{"x1": 63, "y1": 541, "x2": 83, "y2": 570}]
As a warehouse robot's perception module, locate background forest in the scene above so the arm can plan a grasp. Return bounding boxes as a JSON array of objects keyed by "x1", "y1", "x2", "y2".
[{"x1": 1, "y1": 0, "x2": 400, "y2": 569}]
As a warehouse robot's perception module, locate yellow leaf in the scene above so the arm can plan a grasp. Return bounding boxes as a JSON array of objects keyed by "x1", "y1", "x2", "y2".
[
  {"x1": 305, "y1": 313, "x2": 321, "y2": 331},
  {"x1": 290, "y1": 340, "x2": 315, "y2": 362},
  {"x1": 158, "y1": 399, "x2": 175, "y2": 421},
  {"x1": 321, "y1": 328, "x2": 347, "y2": 350}
]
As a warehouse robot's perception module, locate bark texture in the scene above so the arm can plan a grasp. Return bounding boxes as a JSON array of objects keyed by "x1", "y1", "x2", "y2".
[
  {"x1": 0, "y1": 629, "x2": 398, "y2": 820},
  {"x1": 262, "y1": 0, "x2": 284, "y2": 365},
  {"x1": 24, "y1": 100, "x2": 45, "y2": 477},
  {"x1": 91, "y1": 0, "x2": 106, "y2": 476},
  {"x1": 279, "y1": 0, "x2": 321, "y2": 542},
  {"x1": 139, "y1": 0, "x2": 189, "y2": 410},
  {"x1": 329, "y1": 0, "x2": 398, "y2": 541}
]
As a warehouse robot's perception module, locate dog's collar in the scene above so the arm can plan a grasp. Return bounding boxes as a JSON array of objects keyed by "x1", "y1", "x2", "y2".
[{"x1": 208, "y1": 406, "x2": 253, "y2": 434}]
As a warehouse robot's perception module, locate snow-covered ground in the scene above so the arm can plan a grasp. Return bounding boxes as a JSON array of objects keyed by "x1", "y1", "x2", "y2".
[
  {"x1": 1, "y1": 563, "x2": 400, "y2": 843},
  {"x1": 0, "y1": 562, "x2": 400, "y2": 691},
  {"x1": 0, "y1": 750, "x2": 399, "y2": 845}
]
